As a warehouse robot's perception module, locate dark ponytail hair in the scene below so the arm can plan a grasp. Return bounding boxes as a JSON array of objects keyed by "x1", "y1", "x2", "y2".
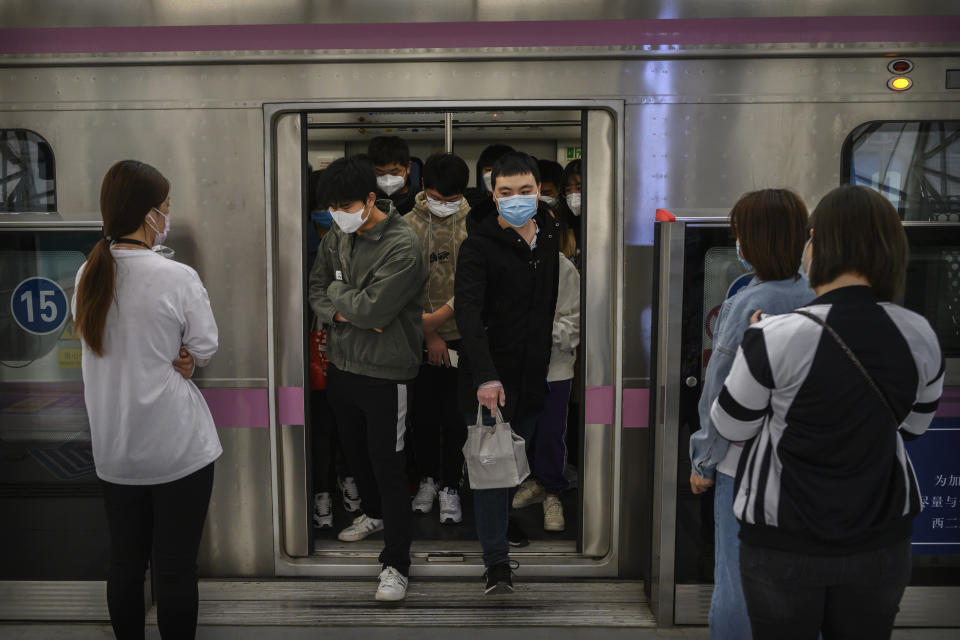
[{"x1": 75, "y1": 160, "x2": 169, "y2": 356}]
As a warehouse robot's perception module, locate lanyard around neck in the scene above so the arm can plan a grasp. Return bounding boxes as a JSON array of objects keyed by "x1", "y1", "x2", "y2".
[{"x1": 112, "y1": 238, "x2": 150, "y2": 249}]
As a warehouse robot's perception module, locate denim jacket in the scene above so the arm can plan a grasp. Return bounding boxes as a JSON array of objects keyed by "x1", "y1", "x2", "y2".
[{"x1": 690, "y1": 275, "x2": 814, "y2": 480}]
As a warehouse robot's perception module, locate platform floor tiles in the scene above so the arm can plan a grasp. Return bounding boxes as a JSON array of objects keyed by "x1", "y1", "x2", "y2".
[
  {"x1": 2, "y1": 579, "x2": 959, "y2": 639},
  {"x1": 2, "y1": 626, "x2": 959, "y2": 639}
]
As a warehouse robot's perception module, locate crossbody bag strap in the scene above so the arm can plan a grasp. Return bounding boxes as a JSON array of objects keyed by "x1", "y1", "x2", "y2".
[{"x1": 793, "y1": 309, "x2": 899, "y2": 427}]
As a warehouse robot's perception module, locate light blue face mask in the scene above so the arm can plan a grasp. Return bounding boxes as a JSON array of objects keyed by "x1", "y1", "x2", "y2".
[
  {"x1": 311, "y1": 210, "x2": 333, "y2": 229},
  {"x1": 736, "y1": 239, "x2": 754, "y2": 272},
  {"x1": 496, "y1": 194, "x2": 539, "y2": 227}
]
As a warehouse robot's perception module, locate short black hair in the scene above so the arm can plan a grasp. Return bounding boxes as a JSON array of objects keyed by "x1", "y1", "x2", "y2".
[
  {"x1": 368, "y1": 136, "x2": 410, "y2": 167},
  {"x1": 808, "y1": 185, "x2": 908, "y2": 301},
  {"x1": 562, "y1": 159, "x2": 581, "y2": 194},
  {"x1": 315, "y1": 155, "x2": 377, "y2": 209},
  {"x1": 478, "y1": 144, "x2": 515, "y2": 170},
  {"x1": 422, "y1": 153, "x2": 469, "y2": 197},
  {"x1": 537, "y1": 159, "x2": 563, "y2": 189},
  {"x1": 729, "y1": 189, "x2": 808, "y2": 282},
  {"x1": 491, "y1": 151, "x2": 540, "y2": 191}
]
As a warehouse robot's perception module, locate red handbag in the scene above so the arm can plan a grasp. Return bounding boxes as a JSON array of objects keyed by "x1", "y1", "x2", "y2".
[{"x1": 308, "y1": 317, "x2": 329, "y2": 390}]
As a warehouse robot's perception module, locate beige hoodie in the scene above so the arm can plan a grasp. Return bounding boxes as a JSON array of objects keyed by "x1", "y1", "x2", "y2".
[{"x1": 403, "y1": 191, "x2": 470, "y2": 341}]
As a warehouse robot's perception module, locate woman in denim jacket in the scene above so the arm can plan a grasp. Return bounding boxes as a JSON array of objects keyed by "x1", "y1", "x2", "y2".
[{"x1": 689, "y1": 189, "x2": 814, "y2": 639}]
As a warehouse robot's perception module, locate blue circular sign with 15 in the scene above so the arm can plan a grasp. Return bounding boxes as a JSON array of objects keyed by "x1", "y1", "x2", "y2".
[{"x1": 10, "y1": 277, "x2": 69, "y2": 336}]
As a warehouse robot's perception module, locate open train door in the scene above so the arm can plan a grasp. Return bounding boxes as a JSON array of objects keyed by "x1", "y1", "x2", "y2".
[{"x1": 264, "y1": 101, "x2": 642, "y2": 580}]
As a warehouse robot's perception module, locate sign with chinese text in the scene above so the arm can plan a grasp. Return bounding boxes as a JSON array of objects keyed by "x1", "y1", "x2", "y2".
[{"x1": 907, "y1": 418, "x2": 960, "y2": 555}]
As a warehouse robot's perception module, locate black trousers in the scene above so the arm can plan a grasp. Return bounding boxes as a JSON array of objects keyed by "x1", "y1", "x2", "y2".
[
  {"x1": 310, "y1": 389, "x2": 346, "y2": 493},
  {"x1": 739, "y1": 538, "x2": 912, "y2": 640},
  {"x1": 327, "y1": 365, "x2": 413, "y2": 575},
  {"x1": 100, "y1": 462, "x2": 215, "y2": 640},
  {"x1": 411, "y1": 359, "x2": 467, "y2": 489}
]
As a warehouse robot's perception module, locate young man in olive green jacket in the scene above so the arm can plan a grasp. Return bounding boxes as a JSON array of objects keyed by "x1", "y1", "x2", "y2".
[{"x1": 308, "y1": 155, "x2": 427, "y2": 602}]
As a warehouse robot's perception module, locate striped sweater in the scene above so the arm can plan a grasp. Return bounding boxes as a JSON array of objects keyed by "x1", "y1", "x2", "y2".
[{"x1": 711, "y1": 285, "x2": 944, "y2": 554}]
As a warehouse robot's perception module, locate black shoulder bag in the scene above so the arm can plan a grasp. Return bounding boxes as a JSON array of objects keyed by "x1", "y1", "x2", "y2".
[{"x1": 793, "y1": 310, "x2": 900, "y2": 427}]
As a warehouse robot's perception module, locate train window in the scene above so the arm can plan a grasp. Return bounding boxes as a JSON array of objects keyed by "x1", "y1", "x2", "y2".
[
  {"x1": 0, "y1": 228, "x2": 106, "y2": 580},
  {"x1": 0, "y1": 129, "x2": 57, "y2": 213},
  {"x1": 842, "y1": 121, "x2": 960, "y2": 221}
]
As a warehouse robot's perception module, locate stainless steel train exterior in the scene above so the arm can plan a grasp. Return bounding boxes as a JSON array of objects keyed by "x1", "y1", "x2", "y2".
[{"x1": 1, "y1": 0, "x2": 958, "y2": 628}]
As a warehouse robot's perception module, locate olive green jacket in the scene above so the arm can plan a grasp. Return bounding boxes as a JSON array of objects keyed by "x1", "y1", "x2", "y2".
[{"x1": 308, "y1": 200, "x2": 427, "y2": 381}]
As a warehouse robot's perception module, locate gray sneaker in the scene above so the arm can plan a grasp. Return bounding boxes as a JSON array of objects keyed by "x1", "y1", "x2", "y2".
[
  {"x1": 439, "y1": 487, "x2": 462, "y2": 524},
  {"x1": 337, "y1": 514, "x2": 383, "y2": 542},
  {"x1": 376, "y1": 566, "x2": 408, "y2": 602},
  {"x1": 543, "y1": 495, "x2": 565, "y2": 532}
]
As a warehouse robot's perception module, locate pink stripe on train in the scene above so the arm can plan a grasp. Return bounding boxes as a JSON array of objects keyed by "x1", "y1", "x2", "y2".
[
  {"x1": 200, "y1": 386, "x2": 304, "y2": 428},
  {"x1": 1, "y1": 16, "x2": 958, "y2": 56}
]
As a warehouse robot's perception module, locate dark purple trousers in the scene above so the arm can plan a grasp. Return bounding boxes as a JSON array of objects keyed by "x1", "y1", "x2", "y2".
[{"x1": 530, "y1": 378, "x2": 572, "y2": 495}]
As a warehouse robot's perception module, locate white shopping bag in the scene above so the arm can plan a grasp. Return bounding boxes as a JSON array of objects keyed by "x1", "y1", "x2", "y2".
[{"x1": 462, "y1": 404, "x2": 530, "y2": 490}]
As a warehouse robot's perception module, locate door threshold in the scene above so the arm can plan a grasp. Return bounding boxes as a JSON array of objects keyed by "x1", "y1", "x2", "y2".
[{"x1": 313, "y1": 539, "x2": 578, "y2": 558}]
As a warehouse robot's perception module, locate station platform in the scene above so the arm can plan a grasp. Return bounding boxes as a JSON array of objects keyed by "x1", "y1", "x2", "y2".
[{"x1": 1, "y1": 580, "x2": 958, "y2": 639}]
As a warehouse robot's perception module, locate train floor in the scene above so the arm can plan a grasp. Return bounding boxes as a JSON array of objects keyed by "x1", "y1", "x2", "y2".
[{"x1": 314, "y1": 481, "x2": 579, "y2": 553}]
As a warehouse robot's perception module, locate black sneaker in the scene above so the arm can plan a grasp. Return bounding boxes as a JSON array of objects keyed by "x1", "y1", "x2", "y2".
[
  {"x1": 507, "y1": 518, "x2": 529, "y2": 547},
  {"x1": 483, "y1": 562, "x2": 514, "y2": 595}
]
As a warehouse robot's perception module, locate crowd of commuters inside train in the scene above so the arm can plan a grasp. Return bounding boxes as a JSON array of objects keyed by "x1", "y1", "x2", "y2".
[
  {"x1": 71, "y1": 135, "x2": 941, "y2": 637},
  {"x1": 303, "y1": 138, "x2": 584, "y2": 599}
]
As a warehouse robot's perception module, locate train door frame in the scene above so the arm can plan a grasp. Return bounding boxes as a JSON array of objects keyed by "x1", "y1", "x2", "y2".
[{"x1": 263, "y1": 99, "x2": 628, "y2": 578}]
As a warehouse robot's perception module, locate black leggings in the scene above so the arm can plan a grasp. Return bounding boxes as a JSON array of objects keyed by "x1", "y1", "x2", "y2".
[{"x1": 100, "y1": 463, "x2": 215, "y2": 640}]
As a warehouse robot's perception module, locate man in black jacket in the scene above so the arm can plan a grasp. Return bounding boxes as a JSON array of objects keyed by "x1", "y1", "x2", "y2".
[{"x1": 454, "y1": 151, "x2": 560, "y2": 595}]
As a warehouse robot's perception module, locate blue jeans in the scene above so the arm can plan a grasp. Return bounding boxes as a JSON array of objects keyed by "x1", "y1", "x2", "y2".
[
  {"x1": 711, "y1": 472, "x2": 751, "y2": 640},
  {"x1": 469, "y1": 412, "x2": 537, "y2": 568}
]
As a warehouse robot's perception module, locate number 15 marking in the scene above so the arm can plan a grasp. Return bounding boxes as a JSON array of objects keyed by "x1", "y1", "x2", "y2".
[{"x1": 19, "y1": 289, "x2": 59, "y2": 323}]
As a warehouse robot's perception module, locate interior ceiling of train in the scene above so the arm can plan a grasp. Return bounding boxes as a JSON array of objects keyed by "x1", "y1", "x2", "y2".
[
  {"x1": 306, "y1": 110, "x2": 581, "y2": 142},
  {"x1": 3, "y1": 0, "x2": 957, "y2": 28}
]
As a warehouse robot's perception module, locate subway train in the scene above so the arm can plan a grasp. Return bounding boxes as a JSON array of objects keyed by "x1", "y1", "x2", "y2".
[{"x1": 1, "y1": 0, "x2": 958, "y2": 630}]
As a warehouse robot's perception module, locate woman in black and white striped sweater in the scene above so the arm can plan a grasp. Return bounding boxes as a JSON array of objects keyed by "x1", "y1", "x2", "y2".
[{"x1": 712, "y1": 185, "x2": 943, "y2": 640}]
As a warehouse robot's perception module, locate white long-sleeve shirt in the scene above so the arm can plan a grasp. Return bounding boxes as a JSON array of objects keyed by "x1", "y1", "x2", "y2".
[
  {"x1": 73, "y1": 248, "x2": 221, "y2": 484},
  {"x1": 547, "y1": 253, "x2": 581, "y2": 382}
]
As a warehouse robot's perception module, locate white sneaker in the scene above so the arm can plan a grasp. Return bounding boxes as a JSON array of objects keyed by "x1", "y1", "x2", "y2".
[
  {"x1": 313, "y1": 492, "x2": 333, "y2": 529},
  {"x1": 438, "y1": 487, "x2": 462, "y2": 524},
  {"x1": 544, "y1": 495, "x2": 565, "y2": 532},
  {"x1": 338, "y1": 514, "x2": 384, "y2": 542},
  {"x1": 339, "y1": 476, "x2": 361, "y2": 513},
  {"x1": 375, "y1": 566, "x2": 408, "y2": 602},
  {"x1": 412, "y1": 477, "x2": 438, "y2": 514},
  {"x1": 512, "y1": 478, "x2": 545, "y2": 509}
]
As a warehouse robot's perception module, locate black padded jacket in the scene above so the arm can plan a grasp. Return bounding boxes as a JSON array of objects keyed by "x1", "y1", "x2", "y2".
[{"x1": 454, "y1": 196, "x2": 560, "y2": 423}]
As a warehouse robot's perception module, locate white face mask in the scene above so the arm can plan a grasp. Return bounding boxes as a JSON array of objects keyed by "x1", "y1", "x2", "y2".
[
  {"x1": 799, "y1": 237, "x2": 813, "y2": 281},
  {"x1": 539, "y1": 195, "x2": 557, "y2": 207},
  {"x1": 330, "y1": 201, "x2": 370, "y2": 234},
  {"x1": 377, "y1": 173, "x2": 406, "y2": 196},
  {"x1": 147, "y1": 207, "x2": 170, "y2": 246},
  {"x1": 565, "y1": 192, "x2": 582, "y2": 216},
  {"x1": 426, "y1": 196, "x2": 462, "y2": 218},
  {"x1": 482, "y1": 171, "x2": 493, "y2": 193}
]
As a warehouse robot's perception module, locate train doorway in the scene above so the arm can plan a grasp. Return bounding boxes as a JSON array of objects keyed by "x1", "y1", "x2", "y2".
[{"x1": 265, "y1": 100, "x2": 628, "y2": 578}]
